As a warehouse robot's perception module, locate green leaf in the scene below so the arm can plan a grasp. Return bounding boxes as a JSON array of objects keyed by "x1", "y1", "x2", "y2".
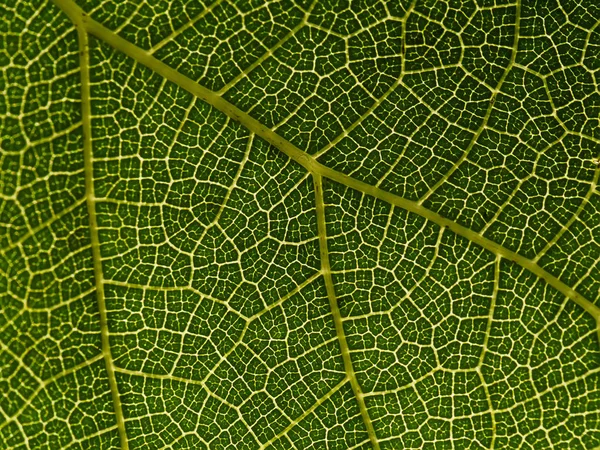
[{"x1": 2, "y1": 0, "x2": 600, "y2": 448}]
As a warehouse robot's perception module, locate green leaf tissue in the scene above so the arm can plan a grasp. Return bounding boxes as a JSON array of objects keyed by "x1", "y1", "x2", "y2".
[{"x1": 1, "y1": 0, "x2": 599, "y2": 448}]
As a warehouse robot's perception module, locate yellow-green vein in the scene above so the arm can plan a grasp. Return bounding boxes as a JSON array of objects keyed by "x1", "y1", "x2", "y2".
[
  {"x1": 313, "y1": 174, "x2": 380, "y2": 450},
  {"x1": 77, "y1": 28, "x2": 129, "y2": 450}
]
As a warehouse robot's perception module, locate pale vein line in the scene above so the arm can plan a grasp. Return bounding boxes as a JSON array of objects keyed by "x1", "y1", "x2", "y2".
[
  {"x1": 50, "y1": 0, "x2": 600, "y2": 324},
  {"x1": 477, "y1": 255, "x2": 500, "y2": 450},
  {"x1": 0, "y1": 197, "x2": 86, "y2": 254},
  {"x1": 194, "y1": 131, "x2": 254, "y2": 252},
  {"x1": 103, "y1": 280, "x2": 244, "y2": 318},
  {"x1": 217, "y1": 0, "x2": 317, "y2": 96},
  {"x1": 76, "y1": 28, "x2": 129, "y2": 450},
  {"x1": 477, "y1": 137, "x2": 555, "y2": 236},
  {"x1": 114, "y1": 366, "x2": 259, "y2": 447},
  {"x1": 0, "y1": 287, "x2": 97, "y2": 340},
  {"x1": 312, "y1": 2, "x2": 415, "y2": 160},
  {"x1": 312, "y1": 76, "x2": 403, "y2": 160},
  {"x1": 113, "y1": 2, "x2": 145, "y2": 34},
  {"x1": 194, "y1": 272, "x2": 321, "y2": 385},
  {"x1": 39, "y1": 2, "x2": 600, "y2": 448},
  {"x1": 478, "y1": 257, "x2": 500, "y2": 370},
  {"x1": 533, "y1": 164, "x2": 600, "y2": 263},
  {"x1": 493, "y1": 364, "x2": 600, "y2": 415},
  {"x1": 249, "y1": 272, "x2": 321, "y2": 321},
  {"x1": 0, "y1": 341, "x2": 43, "y2": 385},
  {"x1": 313, "y1": 174, "x2": 380, "y2": 450},
  {"x1": 0, "y1": 120, "x2": 82, "y2": 155},
  {"x1": 362, "y1": 367, "x2": 442, "y2": 398},
  {"x1": 417, "y1": 0, "x2": 522, "y2": 205},
  {"x1": 114, "y1": 366, "x2": 205, "y2": 387},
  {"x1": 68, "y1": 425, "x2": 120, "y2": 446},
  {"x1": 0, "y1": 353, "x2": 105, "y2": 428},
  {"x1": 107, "y1": 273, "x2": 319, "y2": 390},
  {"x1": 529, "y1": 74, "x2": 600, "y2": 263},
  {"x1": 260, "y1": 378, "x2": 349, "y2": 450},
  {"x1": 161, "y1": 432, "x2": 210, "y2": 450},
  {"x1": 348, "y1": 438, "x2": 377, "y2": 450},
  {"x1": 149, "y1": 0, "x2": 225, "y2": 54},
  {"x1": 346, "y1": 224, "x2": 445, "y2": 324},
  {"x1": 313, "y1": 166, "x2": 599, "y2": 322}
]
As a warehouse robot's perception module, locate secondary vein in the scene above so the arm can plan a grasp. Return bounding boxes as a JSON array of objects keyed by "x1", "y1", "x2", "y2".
[
  {"x1": 313, "y1": 174, "x2": 380, "y2": 450},
  {"x1": 77, "y1": 28, "x2": 129, "y2": 450}
]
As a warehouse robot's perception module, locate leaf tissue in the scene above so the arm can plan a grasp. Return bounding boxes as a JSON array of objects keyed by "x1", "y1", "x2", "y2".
[{"x1": 1, "y1": 0, "x2": 600, "y2": 448}]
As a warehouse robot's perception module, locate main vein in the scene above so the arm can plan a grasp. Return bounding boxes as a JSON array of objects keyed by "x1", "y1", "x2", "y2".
[
  {"x1": 77, "y1": 28, "x2": 129, "y2": 450},
  {"x1": 314, "y1": 174, "x2": 380, "y2": 450}
]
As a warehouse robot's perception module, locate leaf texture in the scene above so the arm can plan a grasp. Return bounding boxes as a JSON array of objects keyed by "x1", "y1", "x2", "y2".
[{"x1": 1, "y1": 0, "x2": 600, "y2": 449}]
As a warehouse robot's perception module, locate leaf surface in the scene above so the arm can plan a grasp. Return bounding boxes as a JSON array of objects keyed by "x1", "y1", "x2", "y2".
[{"x1": 1, "y1": 0, "x2": 600, "y2": 449}]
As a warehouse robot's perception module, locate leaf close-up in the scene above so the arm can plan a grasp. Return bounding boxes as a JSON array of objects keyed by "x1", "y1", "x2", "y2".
[{"x1": 1, "y1": 0, "x2": 600, "y2": 448}]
